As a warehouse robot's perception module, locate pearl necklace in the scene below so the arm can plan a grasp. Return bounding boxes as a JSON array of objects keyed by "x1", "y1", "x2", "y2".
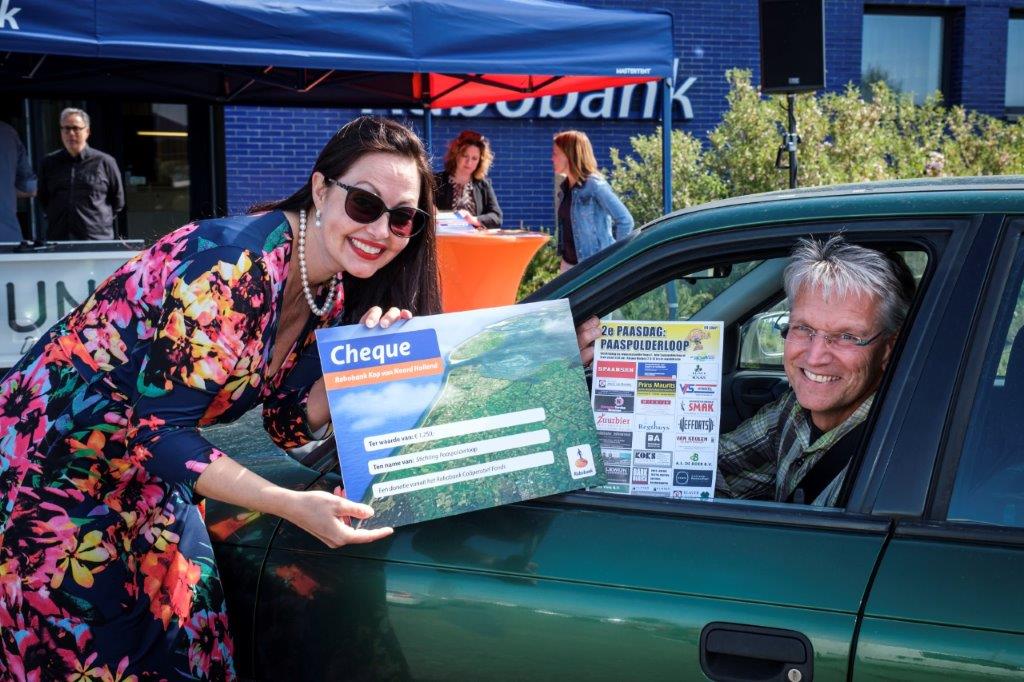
[{"x1": 298, "y1": 208, "x2": 338, "y2": 316}]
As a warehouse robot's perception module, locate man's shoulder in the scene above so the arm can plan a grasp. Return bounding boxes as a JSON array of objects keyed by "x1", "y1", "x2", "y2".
[
  {"x1": 84, "y1": 147, "x2": 119, "y2": 166},
  {"x1": 42, "y1": 148, "x2": 66, "y2": 164}
]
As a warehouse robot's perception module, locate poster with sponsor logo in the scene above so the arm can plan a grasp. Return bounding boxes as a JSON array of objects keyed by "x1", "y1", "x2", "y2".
[
  {"x1": 590, "y1": 320, "x2": 723, "y2": 500},
  {"x1": 315, "y1": 299, "x2": 603, "y2": 529}
]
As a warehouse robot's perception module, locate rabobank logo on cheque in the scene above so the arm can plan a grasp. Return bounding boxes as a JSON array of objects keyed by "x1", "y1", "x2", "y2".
[{"x1": 318, "y1": 328, "x2": 444, "y2": 390}]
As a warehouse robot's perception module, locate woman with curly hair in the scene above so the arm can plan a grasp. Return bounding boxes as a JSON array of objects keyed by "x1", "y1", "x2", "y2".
[{"x1": 434, "y1": 130, "x2": 503, "y2": 230}]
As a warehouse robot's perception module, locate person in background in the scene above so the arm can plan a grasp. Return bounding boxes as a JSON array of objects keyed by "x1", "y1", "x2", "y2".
[
  {"x1": 0, "y1": 116, "x2": 439, "y2": 680},
  {"x1": 552, "y1": 130, "x2": 633, "y2": 272},
  {"x1": 0, "y1": 120, "x2": 36, "y2": 243},
  {"x1": 434, "y1": 130, "x2": 503, "y2": 229},
  {"x1": 37, "y1": 107, "x2": 125, "y2": 241}
]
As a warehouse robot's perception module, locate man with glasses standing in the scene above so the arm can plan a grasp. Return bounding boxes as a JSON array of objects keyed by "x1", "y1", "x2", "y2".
[
  {"x1": 37, "y1": 107, "x2": 124, "y2": 241},
  {"x1": 714, "y1": 235, "x2": 917, "y2": 506}
]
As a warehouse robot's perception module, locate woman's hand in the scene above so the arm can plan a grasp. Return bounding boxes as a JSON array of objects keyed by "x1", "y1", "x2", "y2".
[
  {"x1": 576, "y1": 316, "x2": 602, "y2": 367},
  {"x1": 467, "y1": 215, "x2": 484, "y2": 230},
  {"x1": 282, "y1": 486, "x2": 393, "y2": 548},
  {"x1": 360, "y1": 305, "x2": 413, "y2": 329},
  {"x1": 196, "y1": 456, "x2": 393, "y2": 547}
]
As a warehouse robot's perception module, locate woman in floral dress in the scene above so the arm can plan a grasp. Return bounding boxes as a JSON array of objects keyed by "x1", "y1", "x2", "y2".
[{"x1": 0, "y1": 116, "x2": 440, "y2": 680}]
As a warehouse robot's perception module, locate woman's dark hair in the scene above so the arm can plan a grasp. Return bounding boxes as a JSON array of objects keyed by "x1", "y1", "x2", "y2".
[{"x1": 253, "y1": 116, "x2": 441, "y2": 322}]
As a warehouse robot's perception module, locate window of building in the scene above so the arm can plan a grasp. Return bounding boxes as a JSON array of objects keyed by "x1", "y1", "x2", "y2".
[
  {"x1": 862, "y1": 10, "x2": 945, "y2": 104},
  {"x1": 1007, "y1": 14, "x2": 1024, "y2": 112}
]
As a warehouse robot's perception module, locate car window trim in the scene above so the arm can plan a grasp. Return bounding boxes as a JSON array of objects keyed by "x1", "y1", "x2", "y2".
[
  {"x1": 562, "y1": 219, "x2": 956, "y2": 326},
  {"x1": 846, "y1": 218, "x2": 980, "y2": 516},
  {"x1": 529, "y1": 490, "x2": 893, "y2": 534},
  {"x1": 929, "y1": 217, "x2": 1024, "y2": 523},
  {"x1": 892, "y1": 518, "x2": 1024, "y2": 548}
]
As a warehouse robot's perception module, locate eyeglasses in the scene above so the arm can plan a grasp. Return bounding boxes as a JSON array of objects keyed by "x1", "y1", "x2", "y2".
[
  {"x1": 60, "y1": 125, "x2": 86, "y2": 133},
  {"x1": 780, "y1": 323, "x2": 886, "y2": 349},
  {"x1": 325, "y1": 179, "x2": 429, "y2": 238},
  {"x1": 458, "y1": 130, "x2": 484, "y2": 142}
]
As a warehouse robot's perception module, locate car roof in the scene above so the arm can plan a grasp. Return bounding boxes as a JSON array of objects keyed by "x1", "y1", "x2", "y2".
[
  {"x1": 533, "y1": 176, "x2": 1024, "y2": 301},
  {"x1": 632, "y1": 175, "x2": 1024, "y2": 243},
  {"x1": 648, "y1": 175, "x2": 1024, "y2": 229}
]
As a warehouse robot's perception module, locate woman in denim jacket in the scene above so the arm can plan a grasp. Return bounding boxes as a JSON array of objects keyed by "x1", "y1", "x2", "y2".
[{"x1": 552, "y1": 130, "x2": 634, "y2": 271}]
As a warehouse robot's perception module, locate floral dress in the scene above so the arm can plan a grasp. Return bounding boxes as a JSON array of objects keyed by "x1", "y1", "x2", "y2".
[{"x1": 0, "y1": 211, "x2": 342, "y2": 681}]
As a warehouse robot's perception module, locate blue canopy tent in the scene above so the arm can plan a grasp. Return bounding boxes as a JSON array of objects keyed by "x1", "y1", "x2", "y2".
[{"x1": 0, "y1": 0, "x2": 676, "y2": 214}]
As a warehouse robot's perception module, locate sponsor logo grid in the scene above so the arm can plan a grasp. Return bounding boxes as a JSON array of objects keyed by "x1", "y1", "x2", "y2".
[{"x1": 590, "y1": 321, "x2": 723, "y2": 500}]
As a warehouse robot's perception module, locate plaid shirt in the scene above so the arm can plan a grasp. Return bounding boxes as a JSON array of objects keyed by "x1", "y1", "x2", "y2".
[{"x1": 715, "y1": 391, "x2": 874, "y2": 506}]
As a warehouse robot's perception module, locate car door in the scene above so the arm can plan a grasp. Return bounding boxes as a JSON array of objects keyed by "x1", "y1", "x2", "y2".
[
  {"x1": 247, "y1": 212, "x2": 978, "y2": 681},
  {"x1": 853, "y1": 217, "x2": 1024, "y2": 680}
]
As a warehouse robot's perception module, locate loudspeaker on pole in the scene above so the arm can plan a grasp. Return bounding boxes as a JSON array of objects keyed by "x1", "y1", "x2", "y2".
[{"x1": 759, "y1": 0, "x2": 825, "y2": 94}]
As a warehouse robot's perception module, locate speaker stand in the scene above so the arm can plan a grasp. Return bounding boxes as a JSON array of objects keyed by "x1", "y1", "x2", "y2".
[{"x1": 774, "y1": 93, "x2": 800, "y2": 189}]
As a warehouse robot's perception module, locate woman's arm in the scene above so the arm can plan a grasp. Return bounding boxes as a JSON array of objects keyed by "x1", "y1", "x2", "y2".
[
  {"x1": 196, "y1": 453, "x2": 392, "y2": 547},
  {"x1": 475, "y1": 178, "x2": 503, "y2": 229},
  {"x1": 593, "y1": 179, "x2": 634, "y2": 240}
]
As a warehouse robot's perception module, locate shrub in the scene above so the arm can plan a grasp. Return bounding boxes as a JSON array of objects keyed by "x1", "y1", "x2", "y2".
[
  {"x1": 520, "y1": 69, "x2": 1024, "y2": 297},
  {"x1": 610, "y1": 69, "x2": 1024, "y2": 222}
]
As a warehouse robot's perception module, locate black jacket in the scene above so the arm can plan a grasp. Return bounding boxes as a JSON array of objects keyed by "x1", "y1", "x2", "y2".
[
  {"x1": 433, "y1": 171, "x2": 503, "y2": 229},
  {"x1": 38, "y1": 146, "x2": 125, "y2": 240}
]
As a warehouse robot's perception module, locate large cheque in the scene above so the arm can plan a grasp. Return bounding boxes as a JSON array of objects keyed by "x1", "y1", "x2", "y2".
[
  {"x1": 315, "y1": 299, "x2": 604, "y2": 529},
  {"x1": 591, "y1": 320, "x2": 724, "y2": 501}
]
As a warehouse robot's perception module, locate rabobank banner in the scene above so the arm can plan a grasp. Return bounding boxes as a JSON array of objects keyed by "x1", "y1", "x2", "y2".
[{"x1": 313, "y1": 300, "x2": 604, "y2": 530}]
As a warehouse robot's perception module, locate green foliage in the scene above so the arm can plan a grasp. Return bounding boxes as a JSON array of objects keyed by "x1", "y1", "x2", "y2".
[
  {"x1": 609, "y1": 128, "x2": 724, "y2": 226},
  {"x1": 610, "y1": 69, "x2": 1024, "y2": 221},
  {"x1": 516, "y1": 239, "x2": 561, "y2": 300},
  {"x1": 518, "y1": 70, "x2": 1024, "y2": 296}
]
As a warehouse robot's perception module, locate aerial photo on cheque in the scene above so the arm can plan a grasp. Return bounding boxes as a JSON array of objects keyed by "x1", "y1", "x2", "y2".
[{"x1": 316, "y1": 299, "x2": 604, "y2": 529}]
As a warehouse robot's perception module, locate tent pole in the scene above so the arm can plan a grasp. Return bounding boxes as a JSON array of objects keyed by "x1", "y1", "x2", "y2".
[
  {"x1": 662, "y1": 77, "x2": 678, "y2": 319},
  {"x1": 662, "y1": 77, "x2": 672, "y2": 216},
  {"x1": 424, "y1": 107, "x2": 433, "y2": 158}
]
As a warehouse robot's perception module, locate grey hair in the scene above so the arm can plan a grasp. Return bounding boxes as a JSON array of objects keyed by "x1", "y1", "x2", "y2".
[
  {"x1": 60, "y1": 107, "x2": 90, "y2": 128},
  {"x1": 783, "y1": 234, "x2": 916, "y2": 333}
]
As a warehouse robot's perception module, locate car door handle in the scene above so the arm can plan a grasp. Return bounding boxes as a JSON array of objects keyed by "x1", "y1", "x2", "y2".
[{"x1": 700, "y1": 622, "x2": 813, "y2": 682}]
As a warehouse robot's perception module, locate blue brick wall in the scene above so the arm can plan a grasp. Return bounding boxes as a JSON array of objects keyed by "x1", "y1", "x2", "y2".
[{"x1": 225, "y1": 0, "x2": 1024, "y2": 229}]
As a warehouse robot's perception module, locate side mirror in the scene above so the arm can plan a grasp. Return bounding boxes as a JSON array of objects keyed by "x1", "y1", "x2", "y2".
[{"x1": 739, "y1": 311, "x2": 789, "y2": 367}]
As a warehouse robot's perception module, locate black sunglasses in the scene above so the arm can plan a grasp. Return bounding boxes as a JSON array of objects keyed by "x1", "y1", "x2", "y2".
[{"x1": 325, "y1": 178, "x2": 429, "y2": 238}]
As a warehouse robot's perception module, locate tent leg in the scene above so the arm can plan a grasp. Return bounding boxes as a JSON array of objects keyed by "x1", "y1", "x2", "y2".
[
  {"x1": 424, "y1": 107, "x2": 433, "y2": 158},
  {"x1": 662, "y1": 78, "x2": 672, "y2": 216},
  {"x1": 662, "y1": 78, "x2": 678, "y2": 319}
]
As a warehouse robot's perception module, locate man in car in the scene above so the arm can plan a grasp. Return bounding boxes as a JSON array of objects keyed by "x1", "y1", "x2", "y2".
[
  {"x1": 575, "y1": 235, "x2": 916, "y2": 506},
  {"x1": 713, "y1": 235, "x2": 916, "y2": 505}
]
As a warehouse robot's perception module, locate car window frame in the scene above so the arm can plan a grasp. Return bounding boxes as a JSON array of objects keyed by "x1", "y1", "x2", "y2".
[
  {"x1": 927, "y1": 216, "x2": 1024, "y2": 545},
  {"x1": 538, "y1": 216, "x2": 960, "y2": 528}
]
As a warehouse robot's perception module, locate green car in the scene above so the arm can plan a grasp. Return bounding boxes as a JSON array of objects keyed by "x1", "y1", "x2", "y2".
[{"x1": 206, "y1": 176, "x2": 1024, "y2": 681}]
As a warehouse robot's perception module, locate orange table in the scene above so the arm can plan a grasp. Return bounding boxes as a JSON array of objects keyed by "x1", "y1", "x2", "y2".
[{"x1": 436, "y1": 230, "x2": 551, "y2": 312}]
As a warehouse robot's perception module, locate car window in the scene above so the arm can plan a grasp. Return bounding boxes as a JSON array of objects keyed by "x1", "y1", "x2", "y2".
[
  {"x1": 606, "y1": 260, "x2": 761, "y2": 322},
  {"x1": 591, "y1": 242, "x2": 929, "y2": 508},
  {"x1": 948, "y1": 243, "x2": 1024, "y2": 529}
]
